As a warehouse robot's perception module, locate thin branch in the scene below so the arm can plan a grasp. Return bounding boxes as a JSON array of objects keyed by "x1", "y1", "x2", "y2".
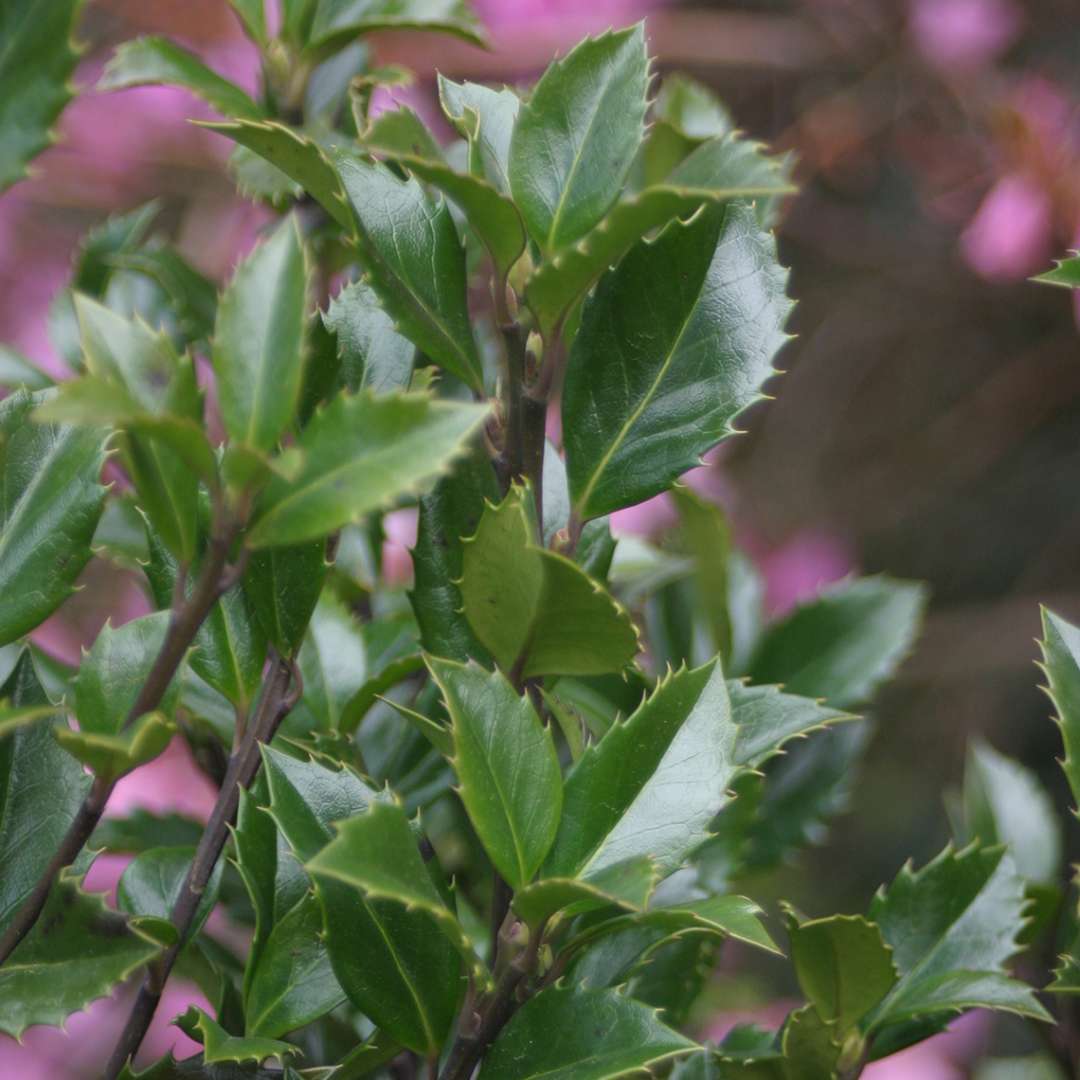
[
  {"x1": 103, "y1": 655, "x2": 297, "y2": 1079},
  {"x1": 0, "y1": 520, "x2": 241, "y2": 967}
]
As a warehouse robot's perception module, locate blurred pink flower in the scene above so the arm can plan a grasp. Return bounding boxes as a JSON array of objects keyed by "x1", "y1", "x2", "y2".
[
  {"x1": 384, "y1": 507, "x2": 420, "y2": 585},
  {"x1": 959, "y1": 172, "x2": 1053, "y2": 281},
  {"x1": 474, "y1": 0, "x2": 659, "y2": 34},
  {"x1": 756, "y1": 531, "x2": 853, "y2": 617},
  {"x1": 909, "y1": 0, "x2": 1022, "y2": 72}
]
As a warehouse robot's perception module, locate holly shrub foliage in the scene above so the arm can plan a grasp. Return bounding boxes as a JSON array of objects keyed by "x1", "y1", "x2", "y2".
[{"x1": 1, "y1": 2, "x2": 1078, "y2": 1078}]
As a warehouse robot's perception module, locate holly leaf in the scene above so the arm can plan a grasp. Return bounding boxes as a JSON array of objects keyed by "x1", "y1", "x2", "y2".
[
  {"x1": 749, "y1": 576, "x2": 928, "y2": 710},
  {"x1": 212, "y1": 215, "x2": 309, "y2": 455},
  {"x1": 427, "y1": 657, "x2": 562, "y2": 888},
  {"x1": 0, "y1": 877, "x2": 161, "y2": 1039},
  {"x1": 199, "y1": 119, "x2": 353, "y2": 232},
  {"x1": 526, "y1": 133, "x2": 795, "y2": 338},
  {"x1": 323, "y1": 278, "x2": 414, "y2": 394},
  {"x1": 0, "y1": 0, "x2": 84, "y2": 192},
  {"x1": 116, "y1": 845, "x2": 224, "y2": 945},
  {"x1": 291, "y1": 593, "x2": 368, "y2": 732},
  {"x1": 543, "y1": 659, "x2": 736, "y2": 879},
  {"x1": 563, "y1": 202, "x2": 791, "y2": 522},
  {"x1": 332, "y1": 148, "x2": 483, "y2": 390},
  {"x1": 508, "y1": 25, "x2": 649, "y2": 254},
  {"x1": 0, "y1": 389, "x2": 107, "y2": 646},
  {"x1": 244, "y1": 892, "x2": 345, "y2": 1039},
  {"x1": 0, "y1": 346, "x2": 51, "y2": 392},
  {"x1": 262, "y1": 744, "x2": 463, "y2": 1054},
  {"x1": 1033, "y1": 254, "x2": 1080, "y2": 289},
  {"x1": 410, "y1": 449, "x2": 499, "y2": 662},
  {"x1": 99, "y1": 37, "x2": 264, "y2": 119},
  {"x1": 866, "y1": 846, "x2": 1050, "y2": 1047},
  {"x1": 243, "y1": 541, "x2": 327, "y2": 655},
  {"x1": 246, "y1": 391, "x2": 488, "y2": 548},
  {"x1": 228, "y1": 0, "x2": 267, "y2": 45},
  {"x1": 1039, "y1": 607, "x2": 1080, "y2": 815},
  {"x1": 478, "y1": 985, "x2": 697, "y2": 1079},
  {"x1": 438, "y1": 76, "x2": 519, "y2": 194},
  {"x1": 308, "y1": 0, "x2": 487, "y2": 51},
  {"x1": 785, "y1": 912, "x2": 897, "y2": 1031},
  {"x1": 0, "y1": 653, "x2": 91, "y2": 939},
  {"x1": 174, "y1": 1005, "x2": 299, "y2": 1065},
  {"x1": 460, "y1": 485, "x2": 639, "y2": 678}
]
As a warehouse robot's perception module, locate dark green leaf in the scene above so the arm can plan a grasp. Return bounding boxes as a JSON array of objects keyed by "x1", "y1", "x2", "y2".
[
  {"x1": 244, "y1": 541, "x2": 327, "y2": 655},
  {"x1": 333, "y1": 148, "x2": 483, "y2": 389},
  {"x1": 563, "y1": 203, "x2": 791, "y2": 521},
  {"x1": 228, "y1": 0, "x2": 267, "y2": 44},
  {"x1": 438, "y1": 76, "x2": 519, "y2": 194},
  {"x1": 99, "y1": 37, "x2": 264, "y2": 119},
  {"x1": 1039, "y1": 607, "x2": 1080, "y2": 815},
  {"x1": 0, "y1": 0, "x2": 83, "y2": 192},
  {"x1": 309, "y1": 0, "x2": 487, "y2": 50},
  {"x1": 1033, "y1": 254, "x2": 1080, "y2": 289},
  {"x1": 627, "y1": 934, "x2": 718, "y2": 1028},
  {"x1": 174, "y1": 1005, "x2": 299, "y2": 1065},
  {"x1": 427, "y1": 656, "x2": 562, "y2": 888},
  {"x1": 92, "y1": 809, "x2": 203, "y2": 854},
  {"x1": 460, "y1": 485, "x2": 639, "y2": 678},
  {"x1": 247, "y1": 391, "x2": 488, "y2": 548},
  {"x1": 478, "y1": 985, "x2": 697, "y2": 1079},
  {"x1": 292, "y1": 593, "x2": 368, "y2": 732},
  {"x1": 781, "y1": 1006, "x2": 843, "y2": 1080},
  {"x1": 508, "y1": 25, "x2": 649, "y2": 254},
  {"x1": 213, "y1": 215, "x2": 309, "y2": 454},
  {"x1": 512, "y1": 855, "x2": 659, "y2": 928},
  {"x1": 323, "y1": 278, "x2": 415, "y2": 394},
  {"x1": 116, "y1": 845, "x2": 223, "y2": 943},
  {"x1": 0, "y1": 390, "x2": 107, "y2": 646}
]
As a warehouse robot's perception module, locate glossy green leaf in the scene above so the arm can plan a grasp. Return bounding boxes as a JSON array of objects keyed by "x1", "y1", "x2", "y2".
[
  {"x1": 309, "y1": 0, "x2": 487, "y2": 50},
  {"x1": 244, "y1": 541, "x2": 327, "y2": 655},
  {"x1": 438, "y1": 76, "x2": 519, "y2": 194},
  {"x1": 786, "y1": 912, "x2": 897, "y2": 1031},
  {"x1": 1039, "y1": 607, "x2": 1080, "y2": 815},
  {"x1": 526, "y1": 134, "x2": 795, "y2": 338},
  {"x1": 509, "y1": 25, "x2": 649, "y2": 254},
  {"x1": 292, "y1": 593, "x2": 368, "y2": 732},
  {"x1": 0, "y1": 389, "x2": 107, "y2": 646},
  {"x1": 427, "y1": 657, "x2": 562, "y2": 888},
  {"x1": 749, "y1": 576, "x2": 928, "y2": 709},
  {"x1": 0, "y1": 0, "x2": 83, "y2": 192},
  {"x1": 362, "y1": 104, "x2": 445, "y2": 161},
  {"x1": 99, "y1": 37, "x2": 263, "y2": 119},
  {"x1": 307, "y1": 798, "x2": 485, "y2": 979},
  {"x1": 0, "y1": 654, "x2": 91, "y2": 938},
  {"x1": 213, "y1": 215, "x2": 309, "y2": 454},
  {"x1": 867, "y1": 846, "x2": 1050, "y2": 1039},
  {"x1": 146, "y1": 523, "x2": 267, "y2": 713},
  {"x1": 0, "y1": 877, "x2": 161, "y2": 1038},
  {"x1": 199, "y1": 120, "x2": 353, "y2": 232},
  {"x1": 563, "y1": 203, "x2": 791, "y2": 521},
  {"x1": 628, "y1": 934, "x2": 718, "y2": 1029},
  {"x1": 545, "y1": 659, "x2": 736, "y2": 879},
  {"x1": 460, "y1": 486, "x2": 639, "y2": 678},
  {"x1": 332, "y1": 148, "x2": 483, "y2": 389},
  {"x1": 262, "y1": 744, "x2": 463, "y2": 1054},
  {"x1": 323, "y1": 278, "x2": 415, "y2": 394},
  {"x1": 247, "y1": 390, "x2": 488, "y2": 548},
  {"x1": 117, "y1": 845, "x2": 223, "y2": 944},
  {"x1": 961, "y1": 737, "x2": 1061, "y2": 885},
  {"x1": 478, "y1": 985, "x2": 697, "y2": 1080},
  {"x1": 781, "y1": 1006, "x2": 843, "y2": 1080},
  {"x1": 410, "y1": 449, "x2": 499, "y2": 662},
  {"x1": 244, "y1": 892, "x2": 345, "y2": 1038},
  {"x1": 175, "y1": 1005, "x2": 299, "y2": 1065},
  {"x1": 654, "y1": 74, "x2": 733, "y2": 142},
  {"x1": 512, "y1": 855, "x2": 659, "y2": 928},
  {"x1": 1033, "y1": 254, "x2": 1080, "y2": 289}
]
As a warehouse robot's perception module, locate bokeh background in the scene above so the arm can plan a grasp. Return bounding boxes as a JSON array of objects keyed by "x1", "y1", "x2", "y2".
[{"x1": 3, "y1": 0, "x2": 1080, "y2": 1075}]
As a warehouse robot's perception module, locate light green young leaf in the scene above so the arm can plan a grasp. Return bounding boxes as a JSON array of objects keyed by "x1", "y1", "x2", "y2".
[
  {"x1": 332, "y1": 148, "x2": 483, "y2": 389},
  {"x1": 247, "y1": 391, "x2": 488, "y2": 548},
  {"x1": 460, "y1": 486, "x2": 639, "y2": 678},
  {"x1": 526, "y1": 133, "x2": 795, "y2": 338},
  {"x1": 509, "y1": 25, "x2": 649, "y2": 254},
  {"x1": 0, "y1": 390, "x2": 107, "y2": 647},
  {"x1": 867, "y1": 846, "x2": 1050, "y2": 1040},
  {"x1": 0, "y1": 654, "x2": 91, "y2": 939},
  {"x1": 438, "y1": 76, "x2": 519, "y2": 194},
  {"x1": 785, "y1": 912, "x2": 897, "y2": 1032},
  {"x1": 782, "y1": 1006, "x2": 843, "y2": 1080},
  {"x1": 243, "y1": 541, "x2": 327, "y2": 655},
  {"x1": 427, "y1": 657, "x2": 562, "y2": 888},
  {"x1": 99, "y1": 37, "x2": 264, "y2": 119},
  {"x1": 478, "y1": 985, "x2": 697, "y2": 1080},
  {"x1": 228, "y1": 0, "x2": 267, "y2": 44},
  {"x1": 323, "y1": 278, "x2": 415, "y2": 395},
  {"x1": 0, "y1": 0, "x2": 84, "y2": 192},
  {"x1": 244, "y1": 892, "x2": 345, "y2": 1039},
  {"x1": 544, "y1": 659, "x2": 736, "y2": 879},
  {"x1": 362, "y1": 104, "x2": 445, "y2": 161},
  {"x1": 262, "y1": 744, "x2": 463, "y2": 1054},
  {"x1": 654, "y1": 74, "x2": 734, "y2": 142},
  {"x1": 1033, "y1": 254, "x2": 1080, "y2": 289},
  {"x1": 308, "y1": 0, "x2": 487, "y2": 51},
  {"x1": 174, "y1": 1005, "x2": 299, "y2": 1065},
  {"x1": 1039, "y1": 607, "x2": 1080, "y2": 815},
  {"x1": 199, "y1": 120, "x2": 353, "y2": 232},
  {"x1": 0, "y1": 877, "x2": 160, "y2": 1038},
  {"x1": 749, "y1": 576, "x2": 928, "y2": 709},
  {"x1": 212, "y1": 215, "x2": 309, "y2": 454},
  {"x1": 116, "y1": 845, "x2": 223, "y2": 944},
  {"x1": 563, "y1": 203, "x2": 791, "y2": 522}
]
